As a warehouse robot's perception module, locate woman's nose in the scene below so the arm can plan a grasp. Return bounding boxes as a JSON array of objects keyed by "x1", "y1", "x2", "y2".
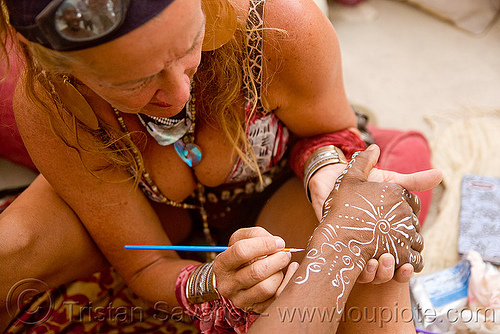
[{"x1": 153, "y1": 70, "x2": 191, "y2": 106}]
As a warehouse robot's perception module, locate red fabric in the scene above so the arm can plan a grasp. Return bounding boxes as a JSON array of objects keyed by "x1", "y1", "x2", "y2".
[
  {"x1": 369, "y1": 125, "x2": 433, "y2": 224},
  {"x1": 0, "y1": 42, "x2": 36, "y2": 171},
  {"x1": 176, "y1": 265, "x2": 259, "y2": 334},
  {"x1": 290, "y1": 129, "x2": 367, "y2": 179},
  {"x1": 288, "y1": 126, "x2": 434, "y2": 224},
  {"x1": 5, "y1": 267, "x2": 198, "y2": 333}
]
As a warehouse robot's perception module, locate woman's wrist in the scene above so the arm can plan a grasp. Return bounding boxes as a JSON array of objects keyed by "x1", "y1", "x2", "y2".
[
  {"x1": 176, "y1": 263, "x2": 259, "y2": 333},
  {"x1": 289, "y1": 129, "x2": 366, "y2": 179},
  {"x1": 185, "y1": 261, "x2": 219, "y2": 304},
  {"x1": 303, "y1": 145, "x2": 347, "y2": 202},
  {"x1": 283, "y1": 222, "x2": 368, "y2": 325}
]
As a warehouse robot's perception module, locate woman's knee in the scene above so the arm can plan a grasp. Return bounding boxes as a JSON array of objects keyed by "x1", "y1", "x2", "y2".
[
  {"x1": 0, "y1": 176, "x2": 108, "y2": 284},
  {"x1": 0, "y1": 209, "x2": 39, "y2": 269},
  {"x1": 0, "y1": 207, "x2": 48, "y2": 317},
  {"x1": 0, "y1": 177, "x2": 70, "y2": 271}
]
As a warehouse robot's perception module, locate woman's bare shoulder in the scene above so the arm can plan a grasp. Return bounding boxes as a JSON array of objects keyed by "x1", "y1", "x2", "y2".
[
  {"x1": 264, "y1": 0, "x2": 329, "y2": 36},
  {"x1": 12, "y1": 75, "x2": 68, "y2": 163},
  {"x1": 261, "y1": 0, "x2": 340, "y2": 76},
  {"x1": 258, "y1": 0, "x2": 355, "y2": 135},
  {"x1": 13, "y1": 75, "x2": 114, "y2": 179},
  {"x1": 230, "y1": 0, "x2": 324, "y2": 32},
  {"x1": 13, "y1": 75, "x2": 48, "y2": 129}
]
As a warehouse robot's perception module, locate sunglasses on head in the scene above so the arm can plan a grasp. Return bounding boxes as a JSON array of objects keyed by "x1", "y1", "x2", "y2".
[{"x1": 13, "y1": 0, "x2": 130, "y2": 51}]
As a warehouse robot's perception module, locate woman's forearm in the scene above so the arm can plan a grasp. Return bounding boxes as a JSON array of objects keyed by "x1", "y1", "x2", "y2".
[
  {"x1": 249, "y1": 222, "x2": 368, "y2": 333},
  {"x1": 126, "y1": 257, "x2": 199, "y2": 308}
]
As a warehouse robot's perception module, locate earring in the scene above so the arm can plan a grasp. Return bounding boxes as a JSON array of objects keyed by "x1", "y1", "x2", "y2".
[
  {"x1": 52, "y1": 76, "x2": 100, "y2": 130},
  {"x1": 202, "y1": 0, "x2": 238, "y2": 51}
]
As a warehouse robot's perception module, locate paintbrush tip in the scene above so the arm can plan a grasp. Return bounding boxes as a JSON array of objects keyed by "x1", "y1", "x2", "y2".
[{"x1": 284, "y1": 248, "x2": 305, "y2": 253}]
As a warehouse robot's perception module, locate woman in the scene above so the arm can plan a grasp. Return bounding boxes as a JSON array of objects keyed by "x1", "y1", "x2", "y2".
[{"x1": 0, "y1": 0, "x2": 441, "y2": 332}]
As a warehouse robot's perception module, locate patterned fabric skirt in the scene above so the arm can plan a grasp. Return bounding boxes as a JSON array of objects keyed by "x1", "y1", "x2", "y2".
[{"x1": 5, "y1": 267, "x2": 199, "y2": 333}]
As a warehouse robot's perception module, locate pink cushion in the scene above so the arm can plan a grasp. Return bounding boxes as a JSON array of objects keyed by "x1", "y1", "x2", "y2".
[
  {"x1": 369, "y1": 125, "x2": 433, "y2": 225},
  {"x1": 0, "y1": 45, "x2": 36, "y2": 171}
]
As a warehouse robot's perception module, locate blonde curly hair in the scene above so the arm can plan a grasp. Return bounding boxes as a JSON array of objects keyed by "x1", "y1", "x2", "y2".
[{"x1": 0, "y1": 0, "x2": 265, "y2": 183}]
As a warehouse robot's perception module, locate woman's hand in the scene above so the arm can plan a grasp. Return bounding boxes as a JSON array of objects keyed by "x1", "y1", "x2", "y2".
[
  {"x1": 213, "y1": 227, "x2": 296, "y2": 313},
  {"x1": 311, "y1": 167, "x2": 407, "y2": 284},
  {"x1": 308, "y1": 145, "x2": 442, "y2": 283},
  {"x1": 318, "y1": 145, "x2": 429, "y2": 272},
  {"x1": 357, "y1": 254, "x2": 415, "y2": 284},
  {"x1": 309, "y1": 152, "x2": 442, "y2": 222}
]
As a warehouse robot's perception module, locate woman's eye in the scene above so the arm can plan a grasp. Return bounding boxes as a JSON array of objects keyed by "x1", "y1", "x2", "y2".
[
  {"x1": 123, "y1": 80, "x2": 149, "y2": 92},
  {"x1": 120, "y1": 76, "x2": 156, "y2": 92}
]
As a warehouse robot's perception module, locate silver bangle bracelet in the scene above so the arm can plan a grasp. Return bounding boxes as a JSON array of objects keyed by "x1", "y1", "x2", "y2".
[
  {"x1": 303, "y1": 145, "x2": 347, "y2": 202},
  {"x1": 186, "y1": 261, "x2": 219, "y2": 304}
]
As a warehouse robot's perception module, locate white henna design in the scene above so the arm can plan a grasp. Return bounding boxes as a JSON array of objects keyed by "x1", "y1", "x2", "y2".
[
  {"x1": 295, "y1": 249, "x2": 327, "y2": 285},
  {"x1": 296, "y1": 230, "x2": 356, "y2": 314},
  {"x1": 333, "y1": 151, "x2": 360, "y2": 191},
  {"x1": 320, "y1": 197, "x2": 334, "y2": 224},
  {"x1": 297, "y1": 155, "x2": 423, "y2": 307},
  {"x1": 298, "y1": 187, "x2": 421, "y2": 291},
  {"x1": 335, "y1": 190, "x2": 420, "y2": 267},
  {"x1": 330, "y1": 256, "x2": 355, "y2": 314},
  {"x1": 339, "y1": 191, "x2": 416, "y2": 265},
  {"x1": 295, "y1": 224, "x2": 356, "y2": 313}
]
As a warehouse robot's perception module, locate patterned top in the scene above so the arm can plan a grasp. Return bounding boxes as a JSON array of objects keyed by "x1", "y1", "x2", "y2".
[{"x1": 226, "y1": 0, "x2": 289, "y2": 182}]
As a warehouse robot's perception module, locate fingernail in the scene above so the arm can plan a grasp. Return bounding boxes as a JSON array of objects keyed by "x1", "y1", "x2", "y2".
[
  {"x1": 403, "y1": 268, "x2": 413, "y2": 278},
  {"x1": 367, "y1": 263, "x2": 377, "y2": 273},
  {"x1": 366, "y1": 144, "x2": 377, "y2": 151},
  {"x1": 382, "y1": 256, "x2": 393, "y2": 268},
  {"x1": 275, "y1": 237, "x2": 285, "y2": 250}
]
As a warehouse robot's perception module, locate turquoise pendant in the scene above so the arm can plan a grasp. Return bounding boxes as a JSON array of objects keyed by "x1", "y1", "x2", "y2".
[{"x1": 174, "y1": 139, "x2": 202, "y2": 167}]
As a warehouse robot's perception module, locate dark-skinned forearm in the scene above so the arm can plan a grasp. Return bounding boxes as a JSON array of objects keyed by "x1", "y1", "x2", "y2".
[{"x1": 249, "y1": 222, "x2": 370, "y2": 333}]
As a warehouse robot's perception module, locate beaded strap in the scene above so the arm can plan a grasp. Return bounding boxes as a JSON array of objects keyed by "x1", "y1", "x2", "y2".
[{"x1": 243, "y1": 0, "x2": 266, "y2": 113}]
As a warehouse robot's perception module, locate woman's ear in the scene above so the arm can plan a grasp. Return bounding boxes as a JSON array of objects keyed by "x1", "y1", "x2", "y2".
[{"x1": 202, "y1": 0, "x2": 238, "y2": 51}]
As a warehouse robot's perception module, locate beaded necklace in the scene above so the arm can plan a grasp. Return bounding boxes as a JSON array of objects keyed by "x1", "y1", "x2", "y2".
[
  {"x1": 113, "y1": 83, "x2": 217, "y2": 260},
  {"x1": 135, "y1": 84, "x2": 202, "y2": 167}
]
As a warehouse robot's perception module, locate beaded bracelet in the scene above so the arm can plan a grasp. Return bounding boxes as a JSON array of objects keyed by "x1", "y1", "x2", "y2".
[
  {"x1": 303, "y1": 145, "x2": 347, "y2": 202},
  {"x1": 186, "y1": 261, "x2": 219, "y2": 304}
]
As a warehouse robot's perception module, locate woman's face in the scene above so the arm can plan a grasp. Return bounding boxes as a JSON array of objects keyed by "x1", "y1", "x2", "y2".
[{"x1": 70, "y1": 0, "x2": 205, "y2": 117}]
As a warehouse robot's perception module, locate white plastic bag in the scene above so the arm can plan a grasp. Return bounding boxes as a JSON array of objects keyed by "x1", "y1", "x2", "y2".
[{"x1": 449, "y1": 250, "x2": 500, "y2": 333}]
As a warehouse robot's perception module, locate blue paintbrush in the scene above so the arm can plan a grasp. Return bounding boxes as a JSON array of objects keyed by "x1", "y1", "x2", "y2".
[{"x1": 124, "y1": 245, "x2": 305, "y2": 252}]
